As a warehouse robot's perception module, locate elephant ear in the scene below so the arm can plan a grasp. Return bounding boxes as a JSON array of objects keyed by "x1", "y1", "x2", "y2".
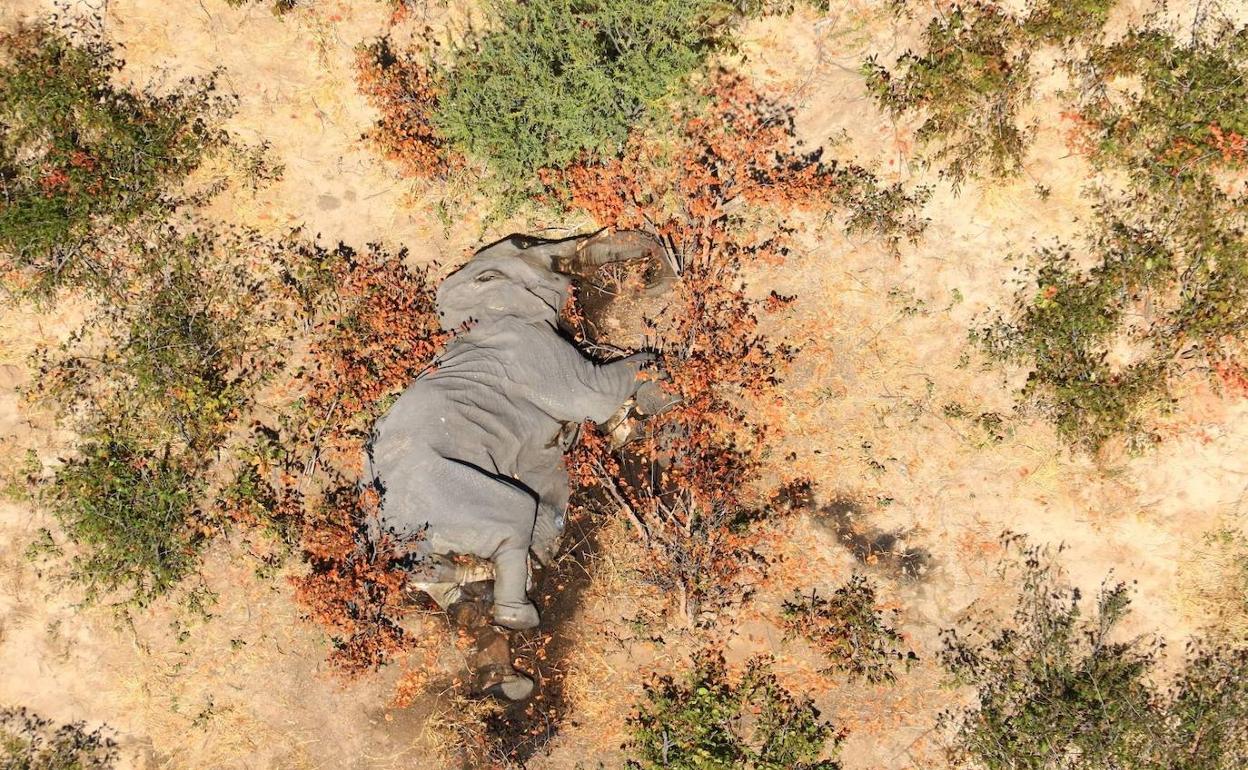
[{"x1": 436, "y1": 253, "x2": 571, "y2": 332}]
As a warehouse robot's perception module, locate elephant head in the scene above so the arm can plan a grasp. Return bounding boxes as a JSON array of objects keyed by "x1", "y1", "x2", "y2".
[{"x1": 436, "y1": 230, "x2": 674, "y2": 332}]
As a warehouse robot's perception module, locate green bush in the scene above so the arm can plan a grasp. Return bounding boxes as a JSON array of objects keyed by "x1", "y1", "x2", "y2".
[
  {"x1": 877, "y1": 6, "x2": 1248, "y2": 449},
  {"x1": 940, "y1": 536, "x2": 1248, "y2": 769},
  {"x1": 0, "y1": 23, "x2": 231, "y2": 292},
  {"x1": 628, "y1": 650, "x2": 842, "y2": 769},
  {"x1": 974, "y1": 208, "x2": 1177, "y2": 450},
  {"x1": 863, "y1": 4, "x2": 1033, "y2": 186},
  {"x1": 0, "y1": 707, "x2": 116, "y2": 770},
  {"x1": 781, "y1": 574, "x2": 917, "y2": 684},
  {"x1": 433, "y1": 0, "x2": 747, "y2": 195},
  {"x1": 862, "y1": 0, "x2": 1118, "y2": 185},
  {"x1": 222, "y1": 0, "x2": 301, "y2": 13},
  {"x1": 1077, "y1": 21, "x2": 1248, "y2": 186},
  {"x1": 29, "y1": 223, "x2": 294, "y2": 606},
  {"x1": 48, "y1": 437, "x2": 206, "y2": 607},
  {"x1": 33, "y1": 224, "x2": 288, "y2": 454}
]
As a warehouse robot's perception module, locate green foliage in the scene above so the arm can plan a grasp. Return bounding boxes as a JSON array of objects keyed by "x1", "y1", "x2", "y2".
[
  {"x1": 33, "y1": 224, "x2": 289, "y2": 454},
  {"x1": 975, "y1": 206, "x2": 1178, "y2": 449},
  {"x1": 222, "y1": 0, "x2": 302, "y2": 13},
  {"x1": 29, "y1": 223, "x2": 295, "y2": 606},
  {"x1": 1078, "y1": 22, "x2": 1248, "y2": 185},
  {"x1": 48, "y1": 437, "x2": 206, "y2": 607},
  {"x1": 977, "y1": 19, "x2": 1248, "y2": 451},
  {"x1": 781, "y1": 574, "x2": 917, "y2": 683},
  {"x1": 862, "y1": 0, "x2": 1118, "y2": 184},
  {"x1": 941, "y1": 536, "x2": 1248, "y2": 769},
  {"x1": 1023, "y1": 0, "x2": 1117, "y2": 44},
  {"x1": 433, "y1": 0, "x2": 747, "y2": 195},
  {"x1": 0, "y1": 23, "x2": 231, "y2": 291},
  {"x1": 880, "y1": 6, "x2": 1248, "y2": 448},
  {"x1": 628, "y1": 650, "x2": 842, "y2": 769},
  {"x1": 0, "y1": 707, "x2": 116, "y2": 770},
  {"x1": 863, "y1": 3, "x2": 1033, "y2": 186}
]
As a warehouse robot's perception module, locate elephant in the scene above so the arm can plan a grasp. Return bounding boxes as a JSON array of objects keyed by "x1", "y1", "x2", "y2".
[{"x1": 364, "y1": 231, "x2": 671, "y2": 657}]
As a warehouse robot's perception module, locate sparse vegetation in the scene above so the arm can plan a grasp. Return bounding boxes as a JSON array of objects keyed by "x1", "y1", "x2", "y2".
[
  {"x1": 978, "y1": 19, "x2": 1248, "y2": 450},
  {"x1": 864, "y1": 3, "x2": 1034, "y2": 186},
  {"x1": 0, "y1": 23, "x2": 232, "y2": 292},
  {"x1": 46, "y1": 437, "x2": 206, "y2": 607},
  {"x1": 222, "y1": 0, "x2": 302, "y2": 13},
  {"x1": 875, "y1": 2, "x2": 1248, "y2": 449},
  {"x1": 628, "y1": 650, "x2": 842, "y2": 769},
  {"x1": 0, "y1": 706, "x2": 117, "y2": 770},
  {"x1": 356, "y1": 37, "x2": 456, "y2": 181},
  {"x1": 781, "y1": 574, "x2": 917, "y2": 683},
  {"x1": 26, "y1": 223, "x2": 293, "y2": 606},
  {"x1": 941, "y1": 535, "x2": 1248, "y2": 769},
  {"x1": 559, "y1": 72, "x2": 925, "y2": 623},
  {"x1": 863, "y1": 0, "x2": 1118, "y2": 185}
]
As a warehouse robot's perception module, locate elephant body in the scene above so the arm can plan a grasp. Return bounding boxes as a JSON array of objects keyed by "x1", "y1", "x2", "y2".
[{"x1": 365, "y1": 234, "x2": 654, "y2": 631}]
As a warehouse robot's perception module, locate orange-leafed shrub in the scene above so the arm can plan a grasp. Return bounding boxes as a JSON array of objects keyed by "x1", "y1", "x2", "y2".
[
  {"x1": 290, "y1": 239, "x2": 446, "y2": 473},
  {"x1": 552, "y1": 71, "x2": 926, "y2": 254},
  {"x1": 291, "y1": 486, "x2": 418, "y2": 674},
  {"x1": 549, "y1": 73, "x2": 910, "y2": 622},
  {"x1": 356, "y1": 37, "x2": 458, "y2": 180},
  {"x1": 265, "y1": 239, "x2": 445, "y2": 673}
]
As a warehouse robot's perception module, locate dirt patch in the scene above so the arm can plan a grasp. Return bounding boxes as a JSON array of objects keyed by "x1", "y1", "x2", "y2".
[{"x1": 810, "y1": 495, "x2": 934, "y2": 581}]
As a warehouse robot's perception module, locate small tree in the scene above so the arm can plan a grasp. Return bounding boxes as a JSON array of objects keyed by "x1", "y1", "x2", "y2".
[
  {"x1": 628, "y1": 650, "x2": 842, "y2": 769},
  {"x1": 941, "y1": 535, "x2": 1248, "y2": 769},
  {"x1": 433, "y1": 0, "x2": 747, "y2": 195},
  {"x1": 0, "y1": 707, "x2": 117, "y2": 770},
  {"x1": 0, "y1": 23, "x2": 231, "y2": 291},
  {"x1": 781, "y1": 573, "x2": 917, "y2": 684}
]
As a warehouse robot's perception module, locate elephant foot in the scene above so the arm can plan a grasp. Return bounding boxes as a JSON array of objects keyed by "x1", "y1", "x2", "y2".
[
  {"x1": 483, "y1": 671, "x2": 536, "y2": 701},
  {"x1": 492, "y1": 599, "x2": 539, "y2": 630}
]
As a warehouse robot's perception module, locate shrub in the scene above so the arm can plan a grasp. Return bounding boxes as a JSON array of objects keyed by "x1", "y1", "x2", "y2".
[
  {"x1": 628, "y1": 650, "x2": 842, "y2": 769},
  {"x1": 33, "y1": 224, "x2": 291, "y2": 454},
  {"x1": 289, "y1": 485, "x2": 418, "y2": 674},
  {"x1": 222, "y1": 0, "x2": 302, "y2": 13},
  {"x1": 0, "y1": 707, "x2": 117, "y2": 770},
  {"x1": 977, "y1": 19, "x2": 1248, "y2": 450},
  {"x1": 558, "y1": 73, "x2": 925, "y2": 622},
  {"x1": 432, "y1": 0, "x2": 746, "y2": 195},
  {"x1": 0, "y1": 23, "x2": 231, "y2": 292},
  {"x1": 28, "y1": 223, "x2": 296, "y2": 606},
  {"x1": 940, "y1": 535, "x2": 1248, "y2": 769},
  {"x1": 781, "y1": 574, "x2": 917, "y2": 683},
  {"x1": 863, "y1": 4, "x2": 1033, "y2": 186},
  {"x1": 974, "y1": 210, "x2": 1177, "y2": 450},
  {"x1": 47, "y1": 437, "x2": 206, "y2": 607},
  {"x1": 1023, "y1": 0, "x2": 1117, "y2": 45},
  {"x1": 356, "y1": 38, "x2": 457, "y2": 181},
  {"x1": 1076, "y1": 22, "x2": 1248, "y2": 185},
  {"x1": 262, "y1": 239, "x2": 443, "y2": 673},
  {"x1": 863, "y1": 0, "x2": 1119, "y2": 185}
]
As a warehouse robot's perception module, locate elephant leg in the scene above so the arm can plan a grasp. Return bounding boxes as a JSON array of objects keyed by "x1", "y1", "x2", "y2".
[
  {"x1": 491, "y1": 546, "x2": 539, "y2": 630},
  {"x1": 520, "y1": 458, "x2": 571, "y2": 566},
  {"x1": 449, "y1": 588, "x2": 535, "y2": 701}
]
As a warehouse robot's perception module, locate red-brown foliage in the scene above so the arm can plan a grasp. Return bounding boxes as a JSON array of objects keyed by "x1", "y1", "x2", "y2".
[
  {"x1": 550, "y1": 71, "x2": 925, "y2": 255},
  {"x1": 291, "y1": 486, "x2": 417, "y2": 675},
  {"x1": 294, "y1": 240, "x2": 446, "y2": 473},
  {"x1": 548, "y1": 73, "x2": 843, "y2": 622},
  {"x1": 269, "y1": 240, "x2": 446, "y2": 674},
  {"x1": 356, "y1": 38, "x2": 458, "y2": 180}
]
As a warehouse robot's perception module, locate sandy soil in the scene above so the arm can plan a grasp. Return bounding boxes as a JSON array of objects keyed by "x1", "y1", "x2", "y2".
[{"x1": 2, "y1": 1, "x2": 1246, "y2": 768}]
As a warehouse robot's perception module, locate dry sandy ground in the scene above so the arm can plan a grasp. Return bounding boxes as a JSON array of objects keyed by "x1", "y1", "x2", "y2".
[{"x1": 2, "y1": 1, "x2": 1247, "y2": 768}]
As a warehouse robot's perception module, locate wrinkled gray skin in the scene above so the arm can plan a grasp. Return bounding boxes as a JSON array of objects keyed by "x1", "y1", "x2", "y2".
[{"x1": 365, "y1": 233, "x2": 654, "y2": 634}]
